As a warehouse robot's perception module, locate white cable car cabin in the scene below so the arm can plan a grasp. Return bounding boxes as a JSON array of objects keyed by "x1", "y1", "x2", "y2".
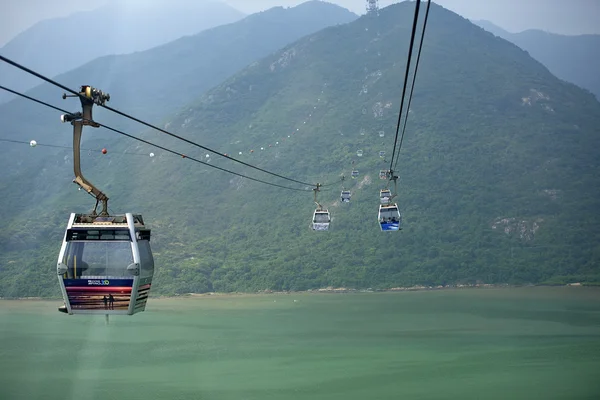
[
  {"x1": 379, "y1": 131, "x2": 385, "y2": 138},
  {"x1": 379, "y1": 151, "x2": 385, "y2": 158},
  {"x1": 351, "y1": 170, "x2": 359, "y2": 179},
  {"x1": 312, "y1": 209, "x2": 331, "y2": 231},
  {"x1": 356, "y1": 150, "x2": 363, "y2": 157},
  {"x1": 380, "y1": 189, "x2": 392, "y2": 205},
  {"x1": 378, "y1": 204, "x2": 402, "y2": 231},
  {"x1": 379, "y1": 170, "x2": 389, "y2": 180},
  {"x1": 56, "y1": 213, "x2": 154, "y2": 315},
  {"x1": 340, "y1": 190, "x2": 351, "y2": 203}
]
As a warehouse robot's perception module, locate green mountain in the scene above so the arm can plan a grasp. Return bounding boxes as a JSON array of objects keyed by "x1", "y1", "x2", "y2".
[
  {"x1": 0, "y1": 0, "x2": 359, "y2": 262},
  {"x1": 0, "y1": 0, "x2": 247, "y2": 104},
  {"x1": 1, "y1": 2, "x2": 599, "y2": 298},
  {"x1": 474, "y1": 20, "x2": 600, "y2": 99}
]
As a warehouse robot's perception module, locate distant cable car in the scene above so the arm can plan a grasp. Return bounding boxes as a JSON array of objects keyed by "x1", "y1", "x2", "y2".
[
  {"x1": 57, "y1": 213, "x2": 154, "y2": 315},
  {"x1": 312, "y1": 210, "x2": 331, "y2": 231},
  {"x1": 379, "y1": 170, "x2": 389, "y2": 180},
  {"x1": 357, "y1": 150, "x2": 363, "y2": 157},
  {"x1": 351, "y1": 170, "x2": 359, "y2": 179},
  {"x1": 312, "y1": 183, "x2": 330, "y2": 231},
  {"x1": 380, "y1": 189, "x2": 392, "y2": 205},
  {"x1": 340, "y1": 190, "x2": 351, "y2": 203},
  {"x1": 378, "y1": 204, "x2": 402, "y2": 231},
  {"x1": 379, "y1": 151, "x2": 385, "y2": 158},
  {"x1": 379, "y1": 131, "x2": 385, "y2": 138}
]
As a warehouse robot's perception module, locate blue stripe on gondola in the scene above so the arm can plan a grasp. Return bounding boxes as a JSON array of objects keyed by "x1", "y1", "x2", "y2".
[
  {"x1": 64, "y1": 279, "x2": 134, "y2": 287},
  {"x1": 380, "y1": 222, "x2": 400, "y2": 231}
]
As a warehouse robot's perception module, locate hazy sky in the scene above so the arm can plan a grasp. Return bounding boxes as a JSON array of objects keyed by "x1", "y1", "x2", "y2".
[{"x1": 1, "y1": 0, "x2": 599, "y2": 47}]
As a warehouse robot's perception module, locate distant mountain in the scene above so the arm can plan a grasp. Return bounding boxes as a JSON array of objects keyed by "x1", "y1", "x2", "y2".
[
  {"x1": 473, "y1": 20, "x2": 510, "y2": 37},
  {"x1": 1, "y1": 2, "x2": 599, "y2": 297},
  {"x1": 0, "y1": 0, "x2": 246, "y2": 104},
  {"x1": 474, "y1": 20, "x2": 600, "y2": 99},
  {"x1": 0, "y1": 1, "x2": 358, "y2": 128}
]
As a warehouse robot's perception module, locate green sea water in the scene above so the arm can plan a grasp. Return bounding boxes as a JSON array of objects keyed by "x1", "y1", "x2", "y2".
[{"x1": 1, "y1": 288, "x2": 600, "y2": 400}]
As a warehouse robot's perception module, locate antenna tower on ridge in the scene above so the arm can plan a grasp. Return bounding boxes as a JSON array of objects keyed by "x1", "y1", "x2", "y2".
[{"x1": 366, "y1": 0, "x2": 379, "y2": 15}]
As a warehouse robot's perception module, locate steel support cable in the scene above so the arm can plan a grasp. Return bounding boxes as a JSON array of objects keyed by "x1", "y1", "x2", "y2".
[
  {"x1": 0, "y1": 55, "x2": 320, "y2": 188},
  {"x1": 1, "y1": 137, "x2": 88, "y2": 152},
  {"x1": 394, "y1": 0, "x2": 431, "y2": 171},
  {"x1": 0, "y1": 85, "x2": 310, "y2": 192},
  {"x1": 388, "y1": 0, "x2": 421, "y2": 173},
  {"x1": 0, "y1": 137, "x2": 150, "y2": 156}
]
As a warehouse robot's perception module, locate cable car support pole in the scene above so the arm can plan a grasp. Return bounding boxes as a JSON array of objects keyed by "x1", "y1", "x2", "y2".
[
  {"x1": 389, "y1": 171, "x2": 399, "y2": 201},
  {"x1": 313, "y1": 183, "x2": 322, "y2": 210},
  {"x1": 61, "y1": 86, "x2": 111, "y2": 216}
]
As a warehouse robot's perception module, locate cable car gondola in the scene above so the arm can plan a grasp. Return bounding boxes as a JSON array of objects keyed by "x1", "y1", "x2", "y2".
[
  {"x1": 312, "y1": 183, "x2": 331, "y2": 230},
  {"x1": 357, "y1": 150, "x2": 363, "y2": 157},
  {"x1": 378, "y1": 204, "x2": 402, "y2": 231},
  {"x1": 351, "y1": 170, "x2": 359, "y2": 179},
  {"x1": 312, "y1": 209, "x2": 331, "y2": 230},
  {"x1": 56, "y1": 85, "x2": 154, "y2": 315},
  {"x1": 340, "y1": 190, "x2": 351, "y2": 203},
  {"x1": 379, "y1": 170, "x2": 389, "y2": 180},
  {"x1": 380, "y1": 189, "x2": 392, "y2": 205},
  {"x1": 57, "y1": 213, "x2": 154, "y2": 315}
]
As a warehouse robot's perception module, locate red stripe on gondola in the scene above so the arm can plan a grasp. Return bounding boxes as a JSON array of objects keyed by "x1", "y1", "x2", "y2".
[{"x1": 66, "y1": 287, "x2": 132, "y2": 292}]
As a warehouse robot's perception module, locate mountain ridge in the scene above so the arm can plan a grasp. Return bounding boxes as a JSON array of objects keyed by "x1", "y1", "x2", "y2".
[
  {"x1": 0, "y1": 0, "x2": 247, "y2": 104},
  {"x1": 473, "y1": 19, "x2": 600, "y2": 99}
]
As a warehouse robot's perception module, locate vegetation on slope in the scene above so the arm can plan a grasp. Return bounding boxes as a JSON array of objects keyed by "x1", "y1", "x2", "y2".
[{"x1": 1, "y1": 2, "x2": 599, "y2": 297}]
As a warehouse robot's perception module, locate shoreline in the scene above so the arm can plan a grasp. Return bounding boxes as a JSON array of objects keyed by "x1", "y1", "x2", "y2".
[{"x1": 0, "y1": 282, "x2": 592, "y2": 301}]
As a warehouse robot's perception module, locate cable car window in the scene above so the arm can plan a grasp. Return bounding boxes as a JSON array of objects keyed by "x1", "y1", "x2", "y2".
[
  {"x1": 136, "y1": 229, "x2": 151, "y2": 241},
  {"x1": 314, "y1": 213, "x2": 330, "y2": 223},
  {"x1": 63, "y1": 241, "x2": 133, "y2": 278},
  {"x1": 137, "y1": 240, "x2": 154, "y2": 279},
  {"x1": 67, "y1": 229, "x2": 131, "y2": 241}
]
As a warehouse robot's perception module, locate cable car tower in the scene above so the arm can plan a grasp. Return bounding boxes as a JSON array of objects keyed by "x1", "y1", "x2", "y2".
[
  {"x1": 56, "y1": 86, "x2": 155, "y2": 317},
  {"x1": 366, "y1": 0, "x2": 379, "y2": 15}
]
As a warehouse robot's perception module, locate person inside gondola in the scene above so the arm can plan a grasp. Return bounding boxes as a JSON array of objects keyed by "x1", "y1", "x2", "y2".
[
  {"x1": 103, "y1": 295, "x2": 108, "y2": 310},
  {"x1": 108, "y1": 294, "x2": 115, "y2": 310}
]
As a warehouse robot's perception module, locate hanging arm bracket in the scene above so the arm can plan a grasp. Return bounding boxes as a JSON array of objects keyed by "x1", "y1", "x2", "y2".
[{"x1": 61, "y1": 86, "x2": 110, "y2": 216}]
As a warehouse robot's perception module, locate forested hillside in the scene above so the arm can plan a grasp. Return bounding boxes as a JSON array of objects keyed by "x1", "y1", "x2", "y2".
[
  {"x1": 1, "y1": 2, "x2": 599, "y2": 297},
  {"x1": 0, "y1": 1, "x2": 359, "y2": 295}
]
